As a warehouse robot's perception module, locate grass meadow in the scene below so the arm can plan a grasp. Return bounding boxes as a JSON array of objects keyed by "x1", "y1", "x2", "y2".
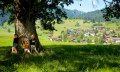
[{"x1": 0, "y1": 19, "x2": 120, "y2": 72}]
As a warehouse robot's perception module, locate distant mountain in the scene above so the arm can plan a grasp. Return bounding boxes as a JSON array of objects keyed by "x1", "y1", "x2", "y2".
[
  {"x1": 64, "y1": 9, "x2": 104, "y2": 22},
  {"x1": 64, "y1": 9, "x2": 120, "y2": 22},
  {"x1": 64, "y1": 9, "x2": 84, "y2": 19},
  {"x1": 82, "y1": 10, "x2": 104, "y2": 22},
  {"x1": 0, "y1": 9, "x2": 119, "y2": 26}
]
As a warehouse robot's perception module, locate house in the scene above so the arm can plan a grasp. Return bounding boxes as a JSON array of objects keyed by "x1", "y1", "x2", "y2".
[
  {"x1": 48, "y1": 35, "x2": 53, "y2": 41},
  {"x1": 93, "y1": 26, "x2": 104, "y2": 30},
  {"x1": 112, "y1": 37, "x2": 120, "y2": 43}
]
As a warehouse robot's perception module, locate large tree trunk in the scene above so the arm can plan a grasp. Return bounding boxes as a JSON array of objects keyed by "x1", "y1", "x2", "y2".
[
  {"x1": 15, "y1": 19, "x2": 43, "y2": 52},
  {"x1": 14, "y1": 0, "x2": 43, "y2": 52}
]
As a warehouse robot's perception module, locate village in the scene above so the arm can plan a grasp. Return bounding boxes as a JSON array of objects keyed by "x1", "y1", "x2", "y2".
[{"x1": 48, "y1": 22, "x2": 120, "y2": 44}]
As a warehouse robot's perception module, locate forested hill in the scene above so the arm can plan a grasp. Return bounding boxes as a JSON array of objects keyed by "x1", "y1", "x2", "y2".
[
  {"x1": 0, "y1": 9, "x2": 119, "y2": 26},
  {"x1": 64, "y1": 9, "x2": 104, "y2": 22},
  {"x1": 82, "y1": 10, "x2": 104, "y2": 22},
  {"x1": 64, "y1": 9, "x2": 84, "y2": 19},
  {"x1": 65, "y1": 9, "x2": 120, "y2": 22}
]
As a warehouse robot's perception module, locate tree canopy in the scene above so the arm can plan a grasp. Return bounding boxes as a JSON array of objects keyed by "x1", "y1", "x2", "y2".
[
  {"x1": 0, "y1": 0, "x2": 120, "y2": 29},
  {"x1": 102, "y1": 0, "x2": 120, "y2": 21},
  {"x1": 0, "y1": 0, "x2": 74, "y2": 30}
]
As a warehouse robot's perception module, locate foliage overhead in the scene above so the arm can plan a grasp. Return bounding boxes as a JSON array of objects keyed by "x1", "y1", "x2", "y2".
[
  {"x1": 0, "y1": 0, "x2": 120, "y2": 30},
  {"x1": 0, "y1": 0, "x2": 74, "y2": 30},
  {"x1": 102, "y1": 0, "x2": 120, "y2": 21}
]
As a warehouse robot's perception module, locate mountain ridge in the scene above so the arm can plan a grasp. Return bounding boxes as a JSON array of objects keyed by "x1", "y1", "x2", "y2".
[
  {"x1": 0, "y1": 9, "x2": 119, "y2": 26},
  {"x1": 64, "y1": 9, "x2": 104, "y2": 22}
]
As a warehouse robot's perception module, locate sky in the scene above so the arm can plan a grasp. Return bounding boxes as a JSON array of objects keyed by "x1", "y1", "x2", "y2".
[{"x1": 64, "y1": 0, "x2": 112, "y2": 12}]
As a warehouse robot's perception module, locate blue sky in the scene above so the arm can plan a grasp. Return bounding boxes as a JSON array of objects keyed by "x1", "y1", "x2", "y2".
[{"x1": 64, "y1": 0, "x2": 112, "y2": 12}]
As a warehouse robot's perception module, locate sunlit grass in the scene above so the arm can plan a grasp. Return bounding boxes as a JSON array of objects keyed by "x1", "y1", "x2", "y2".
[
  {"x1": 0, "y1": 36, "x2": 13, "y2": 46},
  {"x1": 0, "y1": 44, "x2": 120, "y2": 72},
  {"x1": 0, "y1": 19, "x2": 120, "y2": 72}
]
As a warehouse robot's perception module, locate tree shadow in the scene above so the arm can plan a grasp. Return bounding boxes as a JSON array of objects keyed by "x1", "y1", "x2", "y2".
[
  {"x1": 0, "y1": 45, "x2": 120, "y2": 71},
  {"x1": 0, "y1": 46, "x2": 21, "y2": 72},
  {"x1": 27, "y1": 45, "x2": 120, "y2": 71}
]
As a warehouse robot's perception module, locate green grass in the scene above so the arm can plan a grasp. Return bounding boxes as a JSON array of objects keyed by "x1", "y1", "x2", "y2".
[
  {"x1": 36, "y1": 19, "x2": 93, "y2": 37},
  {"x1": 36, "y1": 19, "x2": 120, "y2": 37},
  {"x1": 0, "y1": 44, "x2": 120, "y2": 72},
  {"x1": 53, "y1": 19, "x2": 94, "y2": 37},
  {"x1": 103, "y1": 22, "x2": 120, "y2": 28},
  {"x1": 0, "y1": 34, "x2": 120, "y2": 72},
  {"x1": 0, "y1": 36, "x2": 13, "y2": 46},
  {"x1": 0, "y1": 19, "x2": 120, "y2": 72}
]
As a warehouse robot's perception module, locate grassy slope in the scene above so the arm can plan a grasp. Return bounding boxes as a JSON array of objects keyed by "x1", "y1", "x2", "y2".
[
  {"x1": 0, "y1": 19, "x2": 120, "y2": 72},
  {"x1": 53, "y1": 19, "x2": 94, "y2": 37},
  {"x1": 36, "y1": 19, "x2": 93, "y2": 37}
]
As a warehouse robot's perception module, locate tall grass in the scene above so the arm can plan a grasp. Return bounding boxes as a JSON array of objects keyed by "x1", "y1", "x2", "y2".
[{"x1": 0, "y1": 45, "x2": 120, "y2": 72}]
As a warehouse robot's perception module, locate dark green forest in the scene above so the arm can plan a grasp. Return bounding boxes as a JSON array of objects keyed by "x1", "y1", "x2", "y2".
[{"x1": 65, "y1": 9, "x2": 120, "y2": 22}]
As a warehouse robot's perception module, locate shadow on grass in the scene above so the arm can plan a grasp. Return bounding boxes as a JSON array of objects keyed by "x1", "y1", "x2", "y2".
[
  {"x1": 0, "y1": 46, "x2": 21, "y2": 72},
  {"x1": 27, "y1": 45, "x2": 120, "y2": 71},
  {"x1": 0, "y1": 45, "x2": 120, "y2": 71}
]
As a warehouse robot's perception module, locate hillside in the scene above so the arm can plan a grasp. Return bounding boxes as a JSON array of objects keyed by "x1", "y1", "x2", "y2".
[
  {"x1": 0, "y1": 9, "x2": 104, "y2": 26},
  {"x1": 64, "y1": 9, "x2": 104, "y2": 22},
  {"x1": 82, "y1": 10, "x2": 104, "y2": 22},
  {"x1": 64, "y1": 9, "x2": 84, "y2": 18},
  {"x1": 65, "y1": 9, "x2": 120, "y2": 22},
  {"x1": 0, "y1": 9, "x2": 120, "y2": 26}
]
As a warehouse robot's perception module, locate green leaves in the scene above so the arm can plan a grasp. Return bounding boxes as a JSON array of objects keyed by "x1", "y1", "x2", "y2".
[
  {"x1": 0, "y1": 0, "x2": 73, "y2": 30},
  {"x1": 102, "y1": 0, "x2": 120, "y2": 21},
  {"x1": 35, "y1": 0, "x2": 72, "y2": 30},
  {"x1": 0, "y1": 0, "x2": 120, "y2": 30}
]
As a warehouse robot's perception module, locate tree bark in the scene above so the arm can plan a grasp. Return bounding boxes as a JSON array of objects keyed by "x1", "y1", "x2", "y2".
[
  {"x1": 15, "y1": 18, "x2": 43, "y2": 52},
  {"x1": 14, "y1": 0, "x2": 43, "y2": 52}
]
